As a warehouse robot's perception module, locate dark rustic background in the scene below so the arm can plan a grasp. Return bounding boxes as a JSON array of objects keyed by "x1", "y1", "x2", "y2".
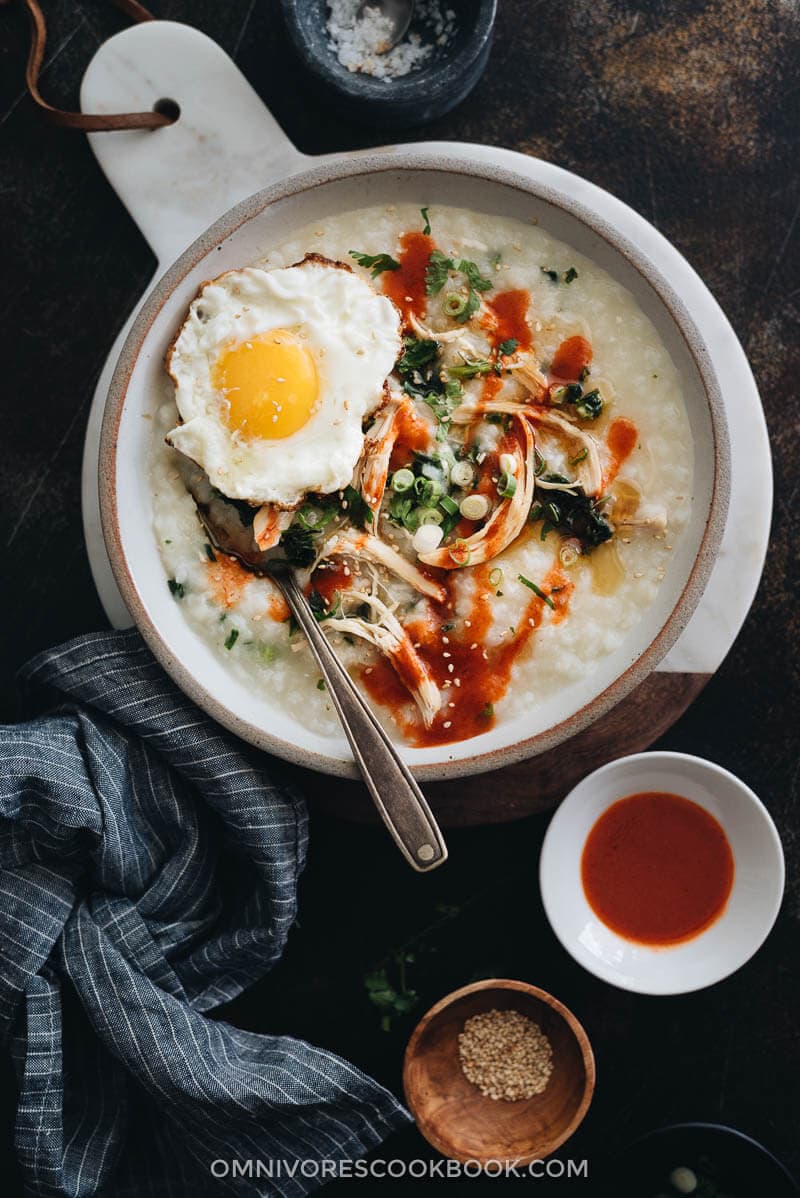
[{"x1": 1, "y1": 0, "x2": 798, "y2": 1192}]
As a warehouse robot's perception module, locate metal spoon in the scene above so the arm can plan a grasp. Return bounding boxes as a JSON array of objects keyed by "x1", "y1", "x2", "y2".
[
  {"x1": 179, "y1": 458, "x2": 447, "y2": 872},
  {"x1": 356, "y1": 0, "x2": 415, "y2": 52}
]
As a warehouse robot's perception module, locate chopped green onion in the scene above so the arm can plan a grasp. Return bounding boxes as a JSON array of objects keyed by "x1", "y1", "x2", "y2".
[
  {"x1": 541, "y1": 267, "x2": 559, "y2": 282},
  {"x1": 418, "y1": 507, "x2": 444, "y2": 526},
  {"x1": 497, "y1": 472, "x2": 517, "y2": 498},
  {"x1": 167, "y1": 579, "x2": 185, "y2": 599},
  {"x1": 575, "y1": 389, "x2": 603, "y2": 420},
  {"x1": 204, "y1": 543, "x2": 216, "y2": 562},
  {"x1": 415, "y1": 476, "x2": 443, "y2": 504},
  {"x1": 443, "y1": 292, "x2": 467, "y2": 317},
  {"x1": 448, "y1": 539, "x2": 472, "y2": 567},
  {"x1": 420, "y1": 206, "x2": 431, "y2": 235},
  {"x1": 459, "y1": 493, "x2": 490, "y2": 521},
  {"x1": 479, "y1": 702, "x2": 495, "y2": 720},
  {"x1": 447, "y1": 358, "x2": 495, "y2": 379},
  {"x1": 550, "y1": 384, "x2": 569, "y2": 405},
  {"x1": 518, "y1": 574, "x2": 556, "y2": 609},
  {"x1": 499, "y1": 452, "x2": 516, "y2": 475},
  {"x1": 559, "y1": 542, "x2": 581, "y2": 568},
  {"x1": 450, "y1": 460, "x2": 475, "y2": 488},
  {"x1": 488, "y1": 567, "x2": 503, "y2": 587},
  {"x1": 570, "y1": 448, "x2": 589, "y2": 465},
  {"x1": 316, "y1": 678, "x2": 326, "y2": 691},
  {"x1": 534, "y1": 450, "x2": 547, "y2": 476},
  {"x1": 564, "y1": 267, "x2": 579, "y2": 283},
  {"x1": 439, "y1": 494, "x2": 459, "y2": 516},
  {"x1": 224, "y1": 628, "x2": 239, "y2": 649}
]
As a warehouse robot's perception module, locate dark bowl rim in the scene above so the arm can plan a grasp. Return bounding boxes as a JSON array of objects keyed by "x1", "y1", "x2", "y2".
[{"x1": 619, "y1": 1122, "x2": 799, "y2": 1190}]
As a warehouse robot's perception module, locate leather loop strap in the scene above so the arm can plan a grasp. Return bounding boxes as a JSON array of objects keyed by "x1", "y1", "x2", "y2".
[{"x1": 2, "y1": 0, "x2": 177, "y2": 130}]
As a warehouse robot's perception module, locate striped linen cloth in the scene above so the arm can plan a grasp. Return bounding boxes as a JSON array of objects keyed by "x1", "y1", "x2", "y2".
[{"x1": 0, "y1": 630, "x2": 409, "y2": 1197}]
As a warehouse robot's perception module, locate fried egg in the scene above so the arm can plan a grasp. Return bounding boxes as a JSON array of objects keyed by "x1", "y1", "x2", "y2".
[{"x1": 165, "y1": 257, "x2": 401, "y2": 507}]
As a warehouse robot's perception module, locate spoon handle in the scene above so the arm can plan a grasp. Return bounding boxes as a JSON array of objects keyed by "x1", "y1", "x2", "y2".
[{"x1": 274, "y1": 570, "x2": 448, "y2": 872}]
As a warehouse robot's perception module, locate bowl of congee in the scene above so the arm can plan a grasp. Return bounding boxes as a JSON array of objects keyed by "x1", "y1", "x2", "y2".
[{"x1": 98, "y1": 154, "x2": 730, "y2": 779}]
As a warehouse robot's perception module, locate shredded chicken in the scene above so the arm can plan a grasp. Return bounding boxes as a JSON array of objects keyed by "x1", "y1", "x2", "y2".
[
  {"x1": 534, "y1": 477, "x2": 580, "y2": 493},
  {"x1": 530, "y1": 407, "x2": 603, "y2": 496},
  {"x1": 407, "y1": 311, "x2": 468, "y2": 344},
  {"x1": 615, "y1": 502, "x2": 668, "y2": 532},
  {"x1": 418, "y1": 415, "x2": 536, "y2": 570},
  {"x1": 450, "y1": 398, "x2": 603, "y2": 497},
  {"x1": 354, "y1": 394, "x2": 404, "y2": 515},
  {"x1": 325, "y1": 590, "x2": 441, "y2": 726},
  {"x1": 507, "y1": 354, "x2": 548, "y2": 401},
  {"x1": 324, "y1": 528, "x2": 447, "y2": 604},
  {"x1": 252, "y1": 505, "x2": 293, "y2": 550}
]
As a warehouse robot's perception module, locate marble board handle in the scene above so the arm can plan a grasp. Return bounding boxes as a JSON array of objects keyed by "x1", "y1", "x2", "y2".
[{"x1": 80, "y1": 20, "x2": 310, "y2": 266}]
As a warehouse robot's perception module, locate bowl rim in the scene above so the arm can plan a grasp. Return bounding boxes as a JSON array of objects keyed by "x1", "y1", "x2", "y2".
[
  {"x1": 402, "y1": 978, "x2": 596, "y2": 1165},
  {"x1": 539, "y1": 750, "x2": 786, "y2": 995},
  {"x1": 99, "y1": 151, "x2": 731, "y2": 780}
]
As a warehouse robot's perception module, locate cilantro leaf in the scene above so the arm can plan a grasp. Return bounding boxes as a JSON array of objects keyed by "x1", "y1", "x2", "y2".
[
  {"x1": 425, "y1": 249, "x2": 452, "y2": 295},
  {"x1": 280, "y1": 523, "x2": 317, "y2": 567},
  {"x1": 342, "y1": 484, "x2": 373, "y2": 529},
  {"x1": 497, "y1": 338, "x2": 519, "y2": 356},
  {"x1": 349, "y1": 250, "x2": 400, "y2": 278},
  {"x1": 397, "y1": 336, "x2": 439, "y2": 375},
  {"x1": 456, "y1": 258, "x2": 492, "y2": 292}
]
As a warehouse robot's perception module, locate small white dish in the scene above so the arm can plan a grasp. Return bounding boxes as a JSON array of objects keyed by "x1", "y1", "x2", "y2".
[{"x1": 539, "y1": 752, "x2": 785, "y2": 995}]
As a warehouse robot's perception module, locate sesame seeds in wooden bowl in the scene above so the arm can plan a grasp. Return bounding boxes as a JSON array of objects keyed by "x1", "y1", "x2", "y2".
[{"x1": 403, "y1": 979, "x2": 595, "y2": 1166}]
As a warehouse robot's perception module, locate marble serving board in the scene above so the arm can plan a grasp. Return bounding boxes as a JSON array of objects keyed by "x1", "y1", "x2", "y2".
[{"x1": 79, "y1": 21, "x2": 771, "y2": 825}]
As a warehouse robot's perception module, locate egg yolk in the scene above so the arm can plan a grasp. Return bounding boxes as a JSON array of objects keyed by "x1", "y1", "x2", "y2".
[{"x1": 213, "y1": 329, "x2": 318, "y2": 440}]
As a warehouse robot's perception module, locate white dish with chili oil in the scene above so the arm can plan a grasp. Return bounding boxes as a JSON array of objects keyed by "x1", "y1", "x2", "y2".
[{"x1": 540, "y1": 751, "x2": 785, "y2": 995}]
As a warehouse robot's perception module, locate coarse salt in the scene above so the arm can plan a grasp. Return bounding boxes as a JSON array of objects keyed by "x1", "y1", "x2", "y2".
[{"x1": 325, "y1": 0, "x2": 457, "y2": 81}]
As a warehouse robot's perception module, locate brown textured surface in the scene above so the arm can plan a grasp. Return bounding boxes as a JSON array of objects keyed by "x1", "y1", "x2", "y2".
[{"x1": 1, "y1": 0, "x2": 798, "y2": 1193}]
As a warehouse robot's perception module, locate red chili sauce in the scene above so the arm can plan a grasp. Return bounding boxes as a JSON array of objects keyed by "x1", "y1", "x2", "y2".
[
  {"x1": 603, "y1": 417, "x2": 638, "y2": 488},
  {"x1": 484, "y1": 289, "x2": 533, "y2": 351},
  {"x1": 382, "y1": 231, "x2": 434, "y2": 322},
  {"x1": 550, "y1": 335, "x2": 592, "y2": 381},
  {"x1": 581, "y1": 792, "x2": 735, "y2": 946}
]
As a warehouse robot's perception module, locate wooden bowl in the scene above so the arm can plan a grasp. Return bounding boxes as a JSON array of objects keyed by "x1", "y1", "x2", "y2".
[{"x1": 403, "y1": 979, "x2": 595, "y2": 1165}]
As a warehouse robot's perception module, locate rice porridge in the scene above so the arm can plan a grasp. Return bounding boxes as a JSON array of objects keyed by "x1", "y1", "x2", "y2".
[{"x1": 149, "y1": 203, "x2": 693, "y2": 747}]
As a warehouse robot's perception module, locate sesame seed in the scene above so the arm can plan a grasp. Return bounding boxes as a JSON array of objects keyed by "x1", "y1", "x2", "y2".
[{"x1": 458, "y1": 1009, "x2": 554, "y2": 1102}]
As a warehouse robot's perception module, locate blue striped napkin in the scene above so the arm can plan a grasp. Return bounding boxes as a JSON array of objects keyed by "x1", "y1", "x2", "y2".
[{"x1": 0, "y1": 630, "x2": 409, "y2": 1196}]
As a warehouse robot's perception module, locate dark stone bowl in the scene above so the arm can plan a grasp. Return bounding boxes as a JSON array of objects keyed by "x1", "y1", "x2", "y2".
[{"x1": 280, "y1": 0, "x2": 497, "y2": 128}]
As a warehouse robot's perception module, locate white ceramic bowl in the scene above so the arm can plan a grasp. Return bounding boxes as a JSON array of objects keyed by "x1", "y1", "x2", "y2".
[
  {"x1": 539, "y1": 751, "x2": 785, "y2": 995},
  {"x1": 100, "y1": 153, "x2": 729, "y2": 779}
]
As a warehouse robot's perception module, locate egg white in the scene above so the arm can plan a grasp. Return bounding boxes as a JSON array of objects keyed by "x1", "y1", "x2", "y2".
[{"x1": 165, "y1": 259, "x2": 401, "y2": 507}]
